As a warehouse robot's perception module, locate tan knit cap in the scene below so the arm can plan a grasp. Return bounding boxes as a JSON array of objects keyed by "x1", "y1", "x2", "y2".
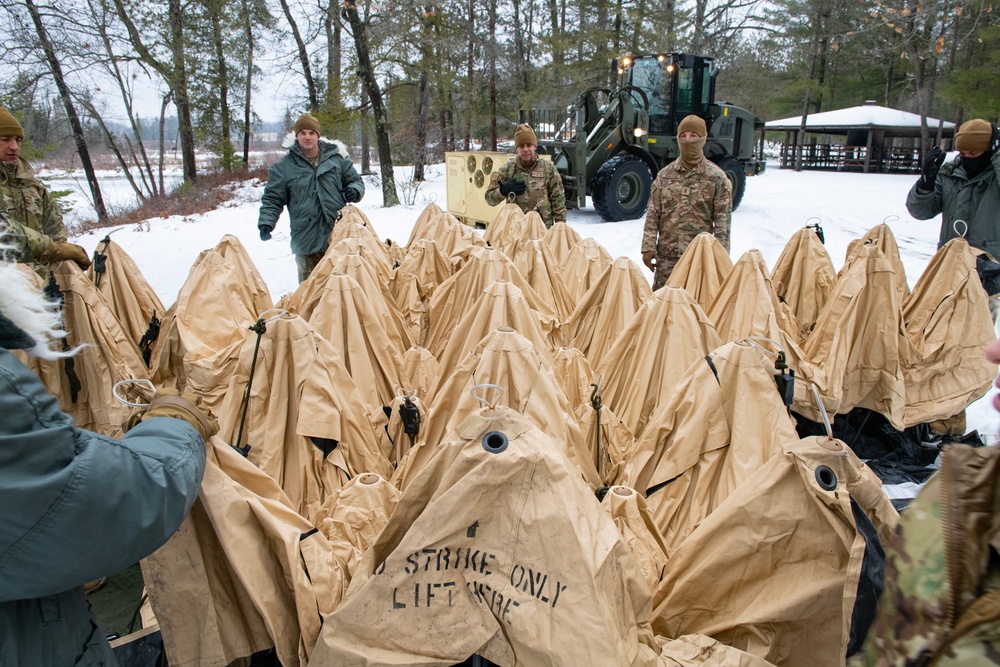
[
  {"x1": 955, "y1": 119, "x2": 991, "y2": 153},
  {"x1": 0, "y1": 107, "x2": 24, "y2": 140},
  {"x1": 514, "y1": 123, "x2": 537, "y2": 147},
  {"x1": 293, "y1": 113, "x2": 321, "y2": 136},
  {"x1": 677, "y1": 115, "x2": 707, "y2": 138}
]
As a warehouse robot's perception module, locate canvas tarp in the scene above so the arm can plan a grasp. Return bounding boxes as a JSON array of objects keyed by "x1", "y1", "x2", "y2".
[
  {"x1": 839, "y1": 224, "x2": 910, "y2": 302},
  {"x1": 150, "y1": 235, "x2": 273, "y2": 415},
  {"x1": 899, "y1": 237, "x2": 996, "y2": 426},
  {"x1": 405, "y1": 202, "x2": 462, "y2": 249},
  {"x1": 511, "y1": 238, "x2": 576, "y2": 321},
  {"x1": 391, "y1": 238, "x2": 455, "y2": 304},
  {"x1": 598, "y1": 285, "x2": 722, "y2": 440},
  {"x1": 216, "y1": 312, "x2": 391, "y2": 524},
  {"x1": 142, "y1": 435, "x2": 346, "y2": 667},
  {"x1": 424, "y1": 247, "x2": 560, "y2": 355},
  {"x1": 542, "y1": 221, "x2": 583, "y2": 266},
  {"x1": 564, "y1": 256, "x2": 652, "y2": 368},
  {"x1": 330, "y1": 250, "x2": 414, "y2": 350},
  {"x1": 562, "y1": 237, "x2": 614, "y2": 303},
  {"x1": 482, "y1": 202, "x2": 530, "y2": 256},
  {"x1": 400, "y1": 344, "x2": 441, "y2": 404},
  {"x1": 707, "y1": 249, "x2": 801, "y2": 346},
  {"x1": 651, "y1": 435, "x2": 899, "y2": 666},
  {"x1": 309, "y1": 405, "x2": 659, "y2": 667},
  {"x1": 299, "y1": 272, "x2": 405, "y2": 410},
  {"x1": 601, "y1": 485, "x2": 669, "y2": 599},
  {"x1": 622, "y1": 341, "x2": 801, "y2": 550},
  {"x1": 665, "y1": 232, "x2": 734, "y2": 313},
  {"x1": 770, "y1": 226, "x2": 837, "y2": 341},
  {"x1": 397, "y1": 327, "x2": 602, "y2": 491},
  {"x1": 14, "y1": 261, "x2": 149, "y2": 436},
  {"x1": 552, "y1": 345, "x2": 598, "y2": 411},
  {"x1": 85, "y1": 235, "x2": 166, "y2": 361}
]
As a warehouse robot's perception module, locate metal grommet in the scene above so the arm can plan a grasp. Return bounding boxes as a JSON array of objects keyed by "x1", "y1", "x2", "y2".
[
  {"x1": 815, "y1": 465, "x2": 838, "y2": 491},
  {"x1": 482, "y1": 431, "x2": 509, "y2": 454}
]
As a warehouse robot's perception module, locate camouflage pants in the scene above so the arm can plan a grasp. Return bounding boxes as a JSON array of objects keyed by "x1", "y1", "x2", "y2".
[
  {"x1": 295, "y1": 252, "x2": 325, "y2": 283},
  {"x1": 651, "y1": 256, "x2": 679, "y2": 291}
]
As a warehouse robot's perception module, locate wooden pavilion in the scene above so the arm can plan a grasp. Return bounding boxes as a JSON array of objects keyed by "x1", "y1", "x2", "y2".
[{"x1": 765, "y1": 102, "x2": 956, "y2": 174}]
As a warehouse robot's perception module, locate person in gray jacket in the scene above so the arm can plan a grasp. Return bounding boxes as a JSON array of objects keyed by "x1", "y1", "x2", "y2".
[
  {"x1": 0, "y1": 235, "x2": 217, "y2": 665},
  {"x1": 257, "y1": 113, "x2": 365, "y2": 282},
  {"x1": 906, "y1": 119, "x2": 1000, "y2": 260}
]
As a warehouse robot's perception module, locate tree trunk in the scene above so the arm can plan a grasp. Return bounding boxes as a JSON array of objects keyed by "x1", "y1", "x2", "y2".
[
  {"x1": 325, "y1": 0, "x2": 342, "y2": 108},
  {"x1": 279, "y1": 0, "x2": 319, "y2": 110},
  {"x1": 24, "y1": 0, "x2": 109, "y2": 223},
  {"x1": 241, "y1": 0, "x2": 254, "y2": 166},
  {"x1": 168, "y1": 0, "x2": 197, "y2": 182},
  {"x1": 209, "y1": 0, "x2": 234, "y2": 170},
  {"x1": 360, "y1": 84, "x2": 371, "y2": 174},
  {"x1": 488, "y1": 0, "x2": 497, "y2": 150},
  {"x1": 413, "y1": 4, "x2": 434, "y2": 182},
  {"x1": 465, "y1": 0, "x2": 474, "y2": 150},
  {"x1": 343, "y1": 1, "x2": 398, "y2": 206},
  {"x1": 77, "y1": 96, "x2": 146, "y2": 201}
]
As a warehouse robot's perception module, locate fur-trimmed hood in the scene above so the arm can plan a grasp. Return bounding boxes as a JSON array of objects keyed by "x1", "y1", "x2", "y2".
[{"x1": 280, "y1": 133, "x2": 349, "y2": 158}]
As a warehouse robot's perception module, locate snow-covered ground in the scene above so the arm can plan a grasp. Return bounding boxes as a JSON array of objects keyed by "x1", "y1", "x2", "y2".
[{"x1": 53, "y1": 159, "x2": 1000, "y2": 440}]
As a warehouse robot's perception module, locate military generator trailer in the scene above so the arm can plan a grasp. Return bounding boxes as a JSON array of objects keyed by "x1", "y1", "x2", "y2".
[{"x1": 519, "y1": 52, "x2": 766, "y2": 222}]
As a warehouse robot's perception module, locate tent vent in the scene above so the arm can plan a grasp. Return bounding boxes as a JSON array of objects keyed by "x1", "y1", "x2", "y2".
[
  {"x1": 815, "y1": 465, "x2": 838, "y2": 491},
  {"x1": 482, "y1": 431, "x2": 509, "y2": 454}
]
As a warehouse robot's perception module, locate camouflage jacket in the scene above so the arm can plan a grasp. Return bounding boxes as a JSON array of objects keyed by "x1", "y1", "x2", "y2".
[
  {"x1": 641, "y1": 157, "x2": 731, "y2": 260},
  {"x1": 0, "y1": 158, "x2": 67, "y2": 248},
  {"x1": 0, "y1": 211, "x2": 54, "y2": 263},
  {"x1": 852, "y1": 443, "x2": 1000, "y2": 666},
  {"x1": 485, "y1": 157, "x2": 567, "y2": 227}
]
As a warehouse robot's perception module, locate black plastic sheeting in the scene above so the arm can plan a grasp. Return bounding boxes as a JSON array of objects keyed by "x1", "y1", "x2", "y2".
[{"x1": 793, "y1": 407, "x2": 987, "y2": 499}]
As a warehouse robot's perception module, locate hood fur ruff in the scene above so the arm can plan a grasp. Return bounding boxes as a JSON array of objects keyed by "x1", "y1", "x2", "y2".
[{"x1": 281, "y1": 133, "x2": 349, "y2": 157}]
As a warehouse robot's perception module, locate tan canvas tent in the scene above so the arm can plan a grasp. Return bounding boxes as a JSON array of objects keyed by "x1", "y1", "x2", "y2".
[
  {"x1": 482, "y1": 201, "x2": 529, "y2": 254},
  {"x1": 405, "y1": 202, "x2": 461, "y2": 248},
  {"x1": 14, "y1": 261, "x2": 149, "y2": 436},
  {"x1": 85, "y1": 236, "x2": 166, "y2": 363},
  {"x1": 899, "y1": 237, "x2": 996, "y2": 426},
  {"x1": 330, "y1": 250, "x2": 414, "y2": 350},
  {"x1": 651, "y1": 435, "x2": 898, "y2": 666},
  {"x1": 598, "y1": 285, "x2": 722, "y2": 440},
  {"x1": 665, "y1": 232, "x2": 734, "y2": 312},
  {"x1": 424, "y1": 247, "x2": 560, "y2": 355},
  {"x1": 622, "y1": 341, "x2": 801, "y2": 549},
  {"x1": 399, "y1": 327, "x2": 601, "y2": 490},
  {"x1": 151, "y1": 235, "x2": 273, "y2": 414},
  {"x1": 300, "y1": 273, "x2": 405, "y2": 410},
  {"x1": 310, "y1": 405, "x2": 658, "y2": 667},
  {"x1": 391, "y1": 237, "x2": 455, "y2": 303},
  {"x1": 216, "y1": 312, "x2": 391, "y2": 524},
  {"x1": 400, "y1": 344, "x2": 441, "y2": 404},
  {"x1": 143, "y1": 436, "x2": 347, "y2": 667},
  {"x1": 770, "y1": 226, "x2": 837, "y2": 340},
  {"x1": 510, "y1": 238, "x2": 576, "y2": 321},
  {"x1": 564, "y1": 256, "x2": 653, "y2": 368},
  {"x1": 562, "y1": 237, "x2": 614, "y2": 303},
  {"x1": 839, "y1": 223, "x2": 910, "y2": 302},
  {"x1": 707, "y1": 249, "x2": 800, "y2": 346},
  {"x1": 552, "y1": 345, "x2": 598, "y2": 411},
  {"x1": 542, "y1": 221, "x2": 583, "y2": 266},
  {"x1": 602, "y1": 485, "x2": 669, "y2": 596}
]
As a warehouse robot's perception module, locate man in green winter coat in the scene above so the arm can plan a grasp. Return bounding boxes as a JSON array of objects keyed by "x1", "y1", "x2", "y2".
[
  {"x1": 484, "y1": 123, "x2": 567, "y2": 229},
  {"x1": 906, "y1": 119, "x2": 1000, "y2": 261},
  {"x1": 0, "y1": 227, "x2": 217, "y2": 665},
  {"x1": 258, "y1": 113, "x2": 365, "y2": 282},
  {"x1": 0, "y1": 107, "x2": 90, "y2": 270}
]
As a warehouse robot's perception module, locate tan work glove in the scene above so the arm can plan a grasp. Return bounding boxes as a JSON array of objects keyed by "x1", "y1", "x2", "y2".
[
  {"x1": 141, "y1": 387, "x2": 219, "y2": 441},
  {"x1": 39, "y1": 242, "x2": 93, "y2": 269},
  {"x1": 641, "y1": 250, "x2": 657, "y2": 272}
]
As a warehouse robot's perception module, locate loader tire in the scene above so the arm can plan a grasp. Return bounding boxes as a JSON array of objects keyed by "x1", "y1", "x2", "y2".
[
  {"x1": 711, "y1": 154, "x2": 747, "y2": 211},
  {"x1": 592, "y1": 155, "x2": 653, "y2": 222}
]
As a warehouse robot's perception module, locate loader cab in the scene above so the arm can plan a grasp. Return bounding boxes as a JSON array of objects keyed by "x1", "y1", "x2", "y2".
[{"x1": 619, "y1": 54, "x2": 716, "y2": 135}]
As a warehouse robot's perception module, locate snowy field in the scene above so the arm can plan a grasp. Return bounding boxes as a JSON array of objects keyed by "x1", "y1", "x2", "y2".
[{"x1": 50, "y1": 159, "x2": 1000, "y2": 439}]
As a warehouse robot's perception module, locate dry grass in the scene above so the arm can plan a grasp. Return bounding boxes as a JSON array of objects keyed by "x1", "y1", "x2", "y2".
[{"x1": 74, "y1": 165, "x2": 270, "y2": 235}]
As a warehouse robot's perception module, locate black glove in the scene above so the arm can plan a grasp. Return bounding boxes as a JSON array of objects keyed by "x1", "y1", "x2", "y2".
[
  {"x1": 918, "y1": 146, "x2": 945, "y2": 191},
  {"x1": 259, "y1": 226, "x2": 272, "y2": 241},
  {"x1": 498, "y1": 179, "x2": 527, "y2": 197},
  {"x1": 344, "y1": 188, "x2": 361, "y2": 203},
  {"x1": 991, "y1": 122, "x2": 1000, "y2": 154}
]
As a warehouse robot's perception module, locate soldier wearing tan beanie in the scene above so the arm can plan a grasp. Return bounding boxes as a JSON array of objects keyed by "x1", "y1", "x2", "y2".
[
  {"x1": 485, "y1": 123, "x2": 567, "y2": 228},
  {"x1": 641, "y1": 114, "x2": 732, "y2": 289},
  {"x1": 907, "y1": 118, "x2": 1000, "y2": 262},
  {"x1": 0, "y1": 107, "x2": 90, "y2": 270}
]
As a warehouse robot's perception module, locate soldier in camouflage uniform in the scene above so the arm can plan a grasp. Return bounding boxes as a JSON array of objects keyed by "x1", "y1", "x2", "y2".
[
  {"x1": 641, "y1": 115, "x2": 732, "y2": 290},
  {"x1": 0, "y1": 108, "x2": 89, "y2": 269},
  {"x1": 485, "y1": 123, "x2": 567, "y2": 229},
  {"x1": 851, "y1": 440, "x2": 1000, "y2": 666}
]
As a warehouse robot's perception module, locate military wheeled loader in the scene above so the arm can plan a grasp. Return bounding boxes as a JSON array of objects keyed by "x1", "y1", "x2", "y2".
[{"x1": 519, "y1": 53, "x2": 766, "y2": 222}]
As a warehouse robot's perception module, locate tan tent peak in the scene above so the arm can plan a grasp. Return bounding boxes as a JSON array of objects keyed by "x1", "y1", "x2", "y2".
[
  {"x1": 510, "y1": 239, "x2": 575, "y2": 321},
  {"x1": 602, "y1": 483, "x2": 669, "y2": 596},
  {"x1": 666, "y1": 231, "x2": 734, "y2": 312},
  {"x1": 552, "y1": 345, "x2": 597, "y2": 411},
  {"x1": 405, "y1": 201, "x2": 463, "y2": 248},
  {"x1": 840, "y1": 223, "x2": 909, "y2": 300},
  {"x1": 542, "y1": 221, "x2": 584, "y2": 265},
  {"x1": 483, "y1": 201, "x2": 527, "y2": 251},
  {"x1": 562, "y1": 237, "x2": 614, "y2": 303},
  {"x1": 564, "y1": 255, "x2": 652, "y2": 368},
  {"x1": 338, "y1": 202, "x2": 375, "y2": 228},
  {"x1": 770, "y1": 225, "x2": 837, "y2": 341},
  {"x1": 597, "y1": 284, "x2": 722, "y2": 440},
  {"x1": 707, "y1": 248, "x2": 798, "y2": 345},
  {"x1": 392, "y1": 237, "x2": 454, "y2": 302},
  {"x1": 400, "y1": 344, "x2": 440, "y2": 404}
]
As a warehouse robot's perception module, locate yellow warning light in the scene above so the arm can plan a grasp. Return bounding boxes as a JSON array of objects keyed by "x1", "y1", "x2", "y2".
[
  {"x1": 723, "y1": 108, "x2": 729, "y2": 116},
  {"x1": 622, "y1": 56, "x2": 632, "y2": 67},
  {"x1": 657, "y1": 54, "x2": 665, "y2": 62},
  {"x1": 618, "y1": 68, "x2": 624, "y2": 74},
  {"x1": 666, "y1": 64, "x2": 675, "y2": 73},
  {"x1": 607, "y1": 143, "x2": 614, "y2": 150}
]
